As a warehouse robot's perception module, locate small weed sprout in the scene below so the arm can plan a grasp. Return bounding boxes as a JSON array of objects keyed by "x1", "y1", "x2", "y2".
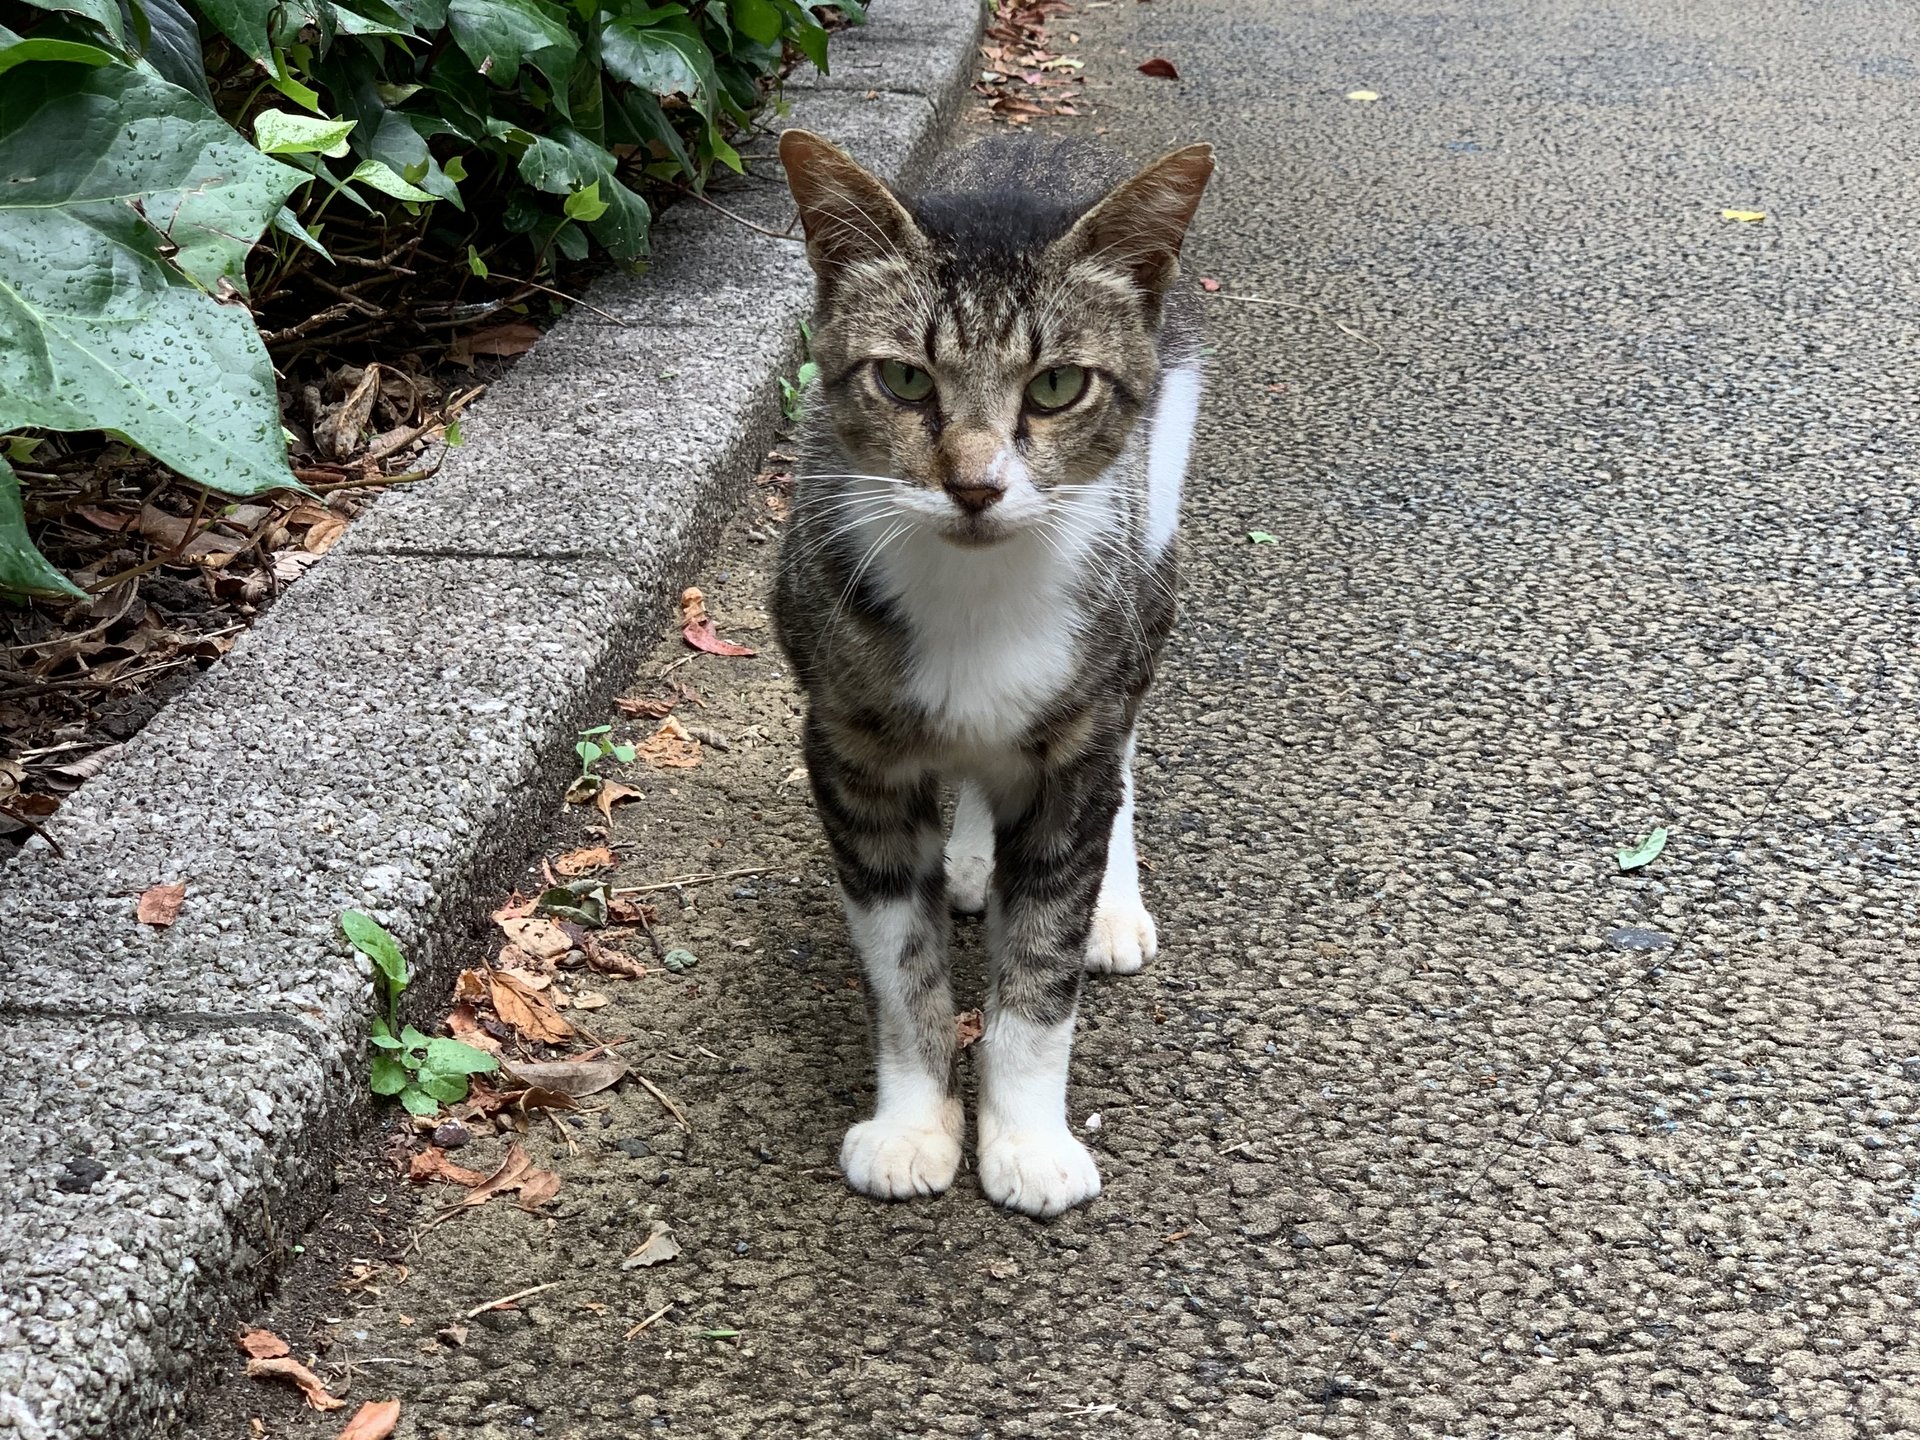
[
  {"x1": 341, "y1": 909, "x2": 497, "y2": 1117},
  {"x1": 577, "y1": 723, "x2": 637, "y2": 781},
  {"x1": 780, "y1": 321, "x2": 820, "y2": 423}
]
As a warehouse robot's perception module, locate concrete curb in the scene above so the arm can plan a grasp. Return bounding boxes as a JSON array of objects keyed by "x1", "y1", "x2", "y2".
[{"x1": 0, "y1": 4, "x2": 983, "y2": 1433}]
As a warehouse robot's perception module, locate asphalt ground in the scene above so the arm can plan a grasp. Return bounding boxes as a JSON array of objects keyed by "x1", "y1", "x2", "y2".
[{"x1": 192, "y1": 0, "x2": 1920, "y2": 1435}]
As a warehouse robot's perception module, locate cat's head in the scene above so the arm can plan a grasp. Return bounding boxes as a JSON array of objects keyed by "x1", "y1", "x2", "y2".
[{"x1": 779, "y1": 131, "x2": 1212, "y2": 547}]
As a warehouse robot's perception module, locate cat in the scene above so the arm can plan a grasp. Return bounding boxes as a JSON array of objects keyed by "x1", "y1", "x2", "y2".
[{"x1": 773, "y1": 129, "x2": 1212, "y2": 1217}]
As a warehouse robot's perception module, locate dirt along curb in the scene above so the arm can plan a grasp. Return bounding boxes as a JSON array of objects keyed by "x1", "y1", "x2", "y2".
[{"x1": 0, "y1": 4, "x2": 983, "y2": 1435}]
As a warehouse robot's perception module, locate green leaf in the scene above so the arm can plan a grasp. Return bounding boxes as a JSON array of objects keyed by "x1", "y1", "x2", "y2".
[
  {"x1": 770, "y1": 0, "x2": 825, "y2": 71},
  {"x1": 502, "y1": 125, "x2": 649, "y2": 259},
  {"x1": 398, "y1": 1084, "x2": 443, "y2": 1116},
  {"x1": 0, "y1": 64, "x2": 303, "y2": 500},
  {"x1": 726, "y1": 0, "x2": 781, "y2": 45},
  {"x1": 466, "y1": 243, "x2": 488, "y2": 276},
  {"x1": 424, "y1": 1036, "x2": 499, "y2": 1074},
  {"x1": 348, "y1": 157, "x2": 438, "y2": 201},
  {"x1": 193, "y1": 0, "x2": 275, "y2": 58},
  {"x1": 1247, "y1": 530, "x2": 1278, "y2": 544},
  {"x1": 563, "y1": 179, "x2": 608, "y2": 221},
  {"x1": 608, "y1": 741, "x2": 636, "y2": 763},
  {"x1": 272, "y1": 205, "x2": 332, "y2": 260},
  {"x1": 267, "y1": 47, "x2": 321, "y2": 110},
  {"x1": 414, "y1": 1068, "x2": 471, "y2": 1102},
  {"x1": 444, "y1": 419, "x2": 464, "y2": 446},
  {"x1": 447, "y1": 0, "x2": 579, "y2": 94},
  {"x1": 369, "y1": 1054, "x2": 410, "y2": 1095},
  {"x1": 340, "y1": 909, "x2": 409, "y2": 986},
  {"x1": 0, "y1": 35, "x2": 121, "y2": 77},
  {"x1": 254, "y1": 108, "x2": 356, "y2": 157},
  {"x1": 599, "y1": 18, "x2": 715, "y2": 117},
  {"x1": 0, "y1": 454, "x2": 85, "y2": 599},
  {"x1": 399, "y1": 1024, "x2": 432, "y2": 1049},
  {"x1": 132, "y1": 0, "x2": 216, "y2": 107},
  {"x1": 1615, "y1": 827, "x2": 1669, "y2": 872},
  {"x1": 15, "y1": 0, "x2": 128, "y2": 45}
]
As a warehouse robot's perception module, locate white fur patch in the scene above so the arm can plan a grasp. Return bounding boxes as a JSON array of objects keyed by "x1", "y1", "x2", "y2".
[
  {"x1": 944, "y1": 781, "x2": 994, "y2": 915},
  {"x1": 975, "y1": 1005, "x2": 1100, "y2": 1217},
  {"x1": 840, "y1": 896, "x2": 962, "y2": 1199},
  {"x1": 1086, "y1": 733, "x2": 1157, "y2": 974},
  {"x1": 1144, "y1": 365, "x2": 1201, "y2": 557}
]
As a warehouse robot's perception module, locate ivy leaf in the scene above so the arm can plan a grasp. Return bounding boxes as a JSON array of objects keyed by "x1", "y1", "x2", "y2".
[
  {"x1": 0, "y1": 454, "x2": 84, "y2": 600},
  {"x1": 348, "y1": 157, "x2": 438, "y2": 201},
  {"x1": 447, "y1": 0, "x2": 579, "y2": 95},
  {"x1": 563, "y1": 178, "x2": 608, "y2": 221},
  {"x1": 369, "y1": 1054, "x2": 410, "y2": 1095},
  {"x1": 254, "y1": 108, "x2": 356, "y2": 156},
  {"x1": 192, "y1": 0, "x2": 276, "y2": 60},
  {"x1": 340, "y1": 909, "x2": 409, "y2": 986},
  {"x1": 726, "y1": 0, "x2": 781, "y2": 46},
  {"x1": 0, "y1": 63, "x2": 303, "y2": 503},
  {"x1": 397, "y1": 1085, "x2": 443, "y2": 1116},
  {"x1": 413, "y1": 1068, "x2": 471, "y2": 1103}
]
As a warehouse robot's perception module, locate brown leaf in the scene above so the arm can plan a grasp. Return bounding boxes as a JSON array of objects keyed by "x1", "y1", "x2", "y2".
[
  {"x1": 554, "y1": 845, "x2": 615, "y2": 876},
  {"x1": 620, "y1": 1219, "x2": 681, "y2": 1269},
  {"x1": 316, "y1": 365, "x2": 382, "y2": 461},
  {"x1": 595, "y1": 779, "x2": 641, "y2": 825},
  {"x1": 136, "y1": 881, "x2": 186, "y2": 926},
  {"x1": 489, "y1": 970, "x2": 575, "y2": 1044},
  {"x1": 1137, "y1": 56, "x2": 1180, "y2": 79},
  {"x1": 503, "y1": 1057, "x2": 628, "y2": 1098},
  {"x1": 615, "y1": 695, "x2": 676, "y2": 720},
  {"x1": 336, "y1": 1400, "x2": 402, "y2": 1440},
  {"x1": 409, "y1": 1148, "x2": 488, "y2": 1187},
  {"x1": 606, "y1": 896, "x2": 657, "y2": 925},
  {"x1": 246, "y1": 1356, "x2": 346, "y2": 1411},
  {"x1": 955, "y1": 1009, "x2": 985, "y2": 1050},
  {"x1": 303, "y1": 515, "x2": 349, "y2": 554},
  {"x1": 585, "y1": 936, "x2": 648, "y2": 977},
  {"x1": 464, "y1": 322, "x2": 541, "y2": 357},
  {"x1": 452, "y1": 969, "x2": 490, "y2": 1005},
  {"x1": 635, "y1": 715, "x2": 702, "y2": 769},
  {"x1": 237, "y1": 1329, "x2": 290, "y2": 1360},
  {"x1": 491, "y1": 895, "x2": 538, "y2": 923},
  {"x1": 75, "y1": 506, "x2": 138, "y2": 533},
  {"x1": 458, "y1": 1141, "x2": 562, "y2": 1211},
  {"x1": 447, "y1": 1002, "x2": 502, "y2": 1053},
  {"x1": 497, "y1": 915, "x2": 571, "y2": 962},
  {"x1": 682, "y1": 619, "x2": 756, "y2": 657},
  {"x1": 678, "y1": 586, "x2": 708, "y2": 627}
]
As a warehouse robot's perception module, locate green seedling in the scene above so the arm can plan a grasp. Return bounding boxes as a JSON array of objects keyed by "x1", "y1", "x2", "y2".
[
  {"x1": 1616, "y1": 827, "x2": 1669, "y2": 872},
  {"x1": 780, "y1": 321, "x2": 820, "y2": 422},
  {"x1": 576, "y1": 723, "x2": 637, "y2": 781},
  {"x1": 341, "y1": 909, "x2": 497, "y2": 1117}
]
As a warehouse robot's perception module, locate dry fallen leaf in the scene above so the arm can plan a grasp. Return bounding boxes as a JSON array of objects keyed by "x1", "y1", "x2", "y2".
[
  {"x1": 447, "y1": 1002, "x2": 502, "y2": 1054},
  {"x1": 635, "y1": 715, "x2": 702, "y2": 769},
  {"x1": 555, "y1": 845, "x2": 615, "y2": 877},
  {"x1": 596, "y1": 779, "x2": 641, "y2": 825},
  {"x1": 246, "y1": 1357, "x2": 346, "y2": 1411},
  {"x1": 237, "y1": 1329, "x2": 290, "y2": 1360},
  {"x1": 616, "y1": 695, "x2": 676, "y2": 720},
  {"x1": 136, "y1": 881, "x2": 186, "y2": 927},
  {"x1": 584, "y1": 936, "x2": 649, "y2": 978},
  {"x1": 453, "y1": 969, "x2": 491, "y2": 1005},
  {"x1": 955, "y1": 1009, "x2": 985, "y2": 1050},
  {"x1": 488, "y1": 970, "x2": 575, "y2": 1044},
  {"x1": 503, "y1": 1057, "x2": 629, "y2": 1098},
  {"x1": 571, "y1": 989, "x2": 611, "y2": 1010},
  {"x1": 335, "y1": 1400, "x2": 402, "y2": 1440},
  {"x1": 463, "y1": 322, "x2": 541, "y2": 357},
  {"x1": 409, "y1": 1148, "x2": 489, "y2": 1188},
  {"x1": 497, "y1": 915, "x2": 570, "y2": 962},
  {"x1": 621, "y1": 1219, "x2": 681, "y2": 1269},
  {"x1": 1137, "y1": 56, "x2": 1180, "y2": 79},
  {"x1": 988, "y1": 1257, "x2": 1019, "y2": 1280},
  {"x1": 457, "y1": 1142, "x2": 563, "y2": 1212},
  {"x1": 678, "y1": 587, "x2": 755, "y2": 656}
]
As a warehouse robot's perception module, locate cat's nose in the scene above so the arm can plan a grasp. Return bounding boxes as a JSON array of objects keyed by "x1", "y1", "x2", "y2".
[{"x1": 944, "y1": 480, "x2": 1004, "y2": 514}]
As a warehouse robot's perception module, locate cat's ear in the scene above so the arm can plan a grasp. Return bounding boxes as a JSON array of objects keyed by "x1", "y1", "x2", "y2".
[
  {"x1": 779, "y1": 130, "x2": 923, "y2": 279},
  {"x1": 1062, "y1": 143, "x2": 1215, "y2": 296}
]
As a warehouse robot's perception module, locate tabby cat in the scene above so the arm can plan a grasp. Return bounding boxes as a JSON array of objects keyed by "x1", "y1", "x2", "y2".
[{"x1": 774, "y1": 130, "x2": 1212, "y2": 1217}]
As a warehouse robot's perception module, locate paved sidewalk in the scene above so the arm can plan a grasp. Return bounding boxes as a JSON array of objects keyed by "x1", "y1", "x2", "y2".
[{"x1": 199, "y1": 0, "x2": 1920, "y2": 1435}]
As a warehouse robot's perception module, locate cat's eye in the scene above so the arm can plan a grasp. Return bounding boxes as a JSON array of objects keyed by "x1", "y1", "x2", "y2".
[
  {"x1": 877, "y1": 360, "x2": 935, "y2": 403},
  {"x1": 1025, "y1": 365, "x2": 1088, "y2": 413}
]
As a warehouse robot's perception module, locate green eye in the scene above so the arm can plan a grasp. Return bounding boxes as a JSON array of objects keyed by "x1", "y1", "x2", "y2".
[
  {"x1": 1025, "y1": 365, "x2": 1087, "y2": 412},
  {"x1": 878, "y1": 360, "x2": 935, "y2": 402}
]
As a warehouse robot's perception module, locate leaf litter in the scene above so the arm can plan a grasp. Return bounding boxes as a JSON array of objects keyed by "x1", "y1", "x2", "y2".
[
  {"x1": 336, "y1": 1401, "x2": 402, "y2": 1440},
  {"x1": 245, "y1": 1355, "x2": 345, "y2": 1411},
  {"x1": 622, "y1": 1219, "x2": 681, "y2": 1269},
  {"x1": 679, "y1": 587, "x2": 755, "y2": 657},
  {"x1": 135, "y1": 881, "x2": 186, "y2": 926},
  {"x1": 975, "y1": 0, "x2": 1084, "y2": 124}
]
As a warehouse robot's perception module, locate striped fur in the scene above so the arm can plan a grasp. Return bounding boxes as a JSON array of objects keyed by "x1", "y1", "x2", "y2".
[{"x1": 775, "y1": 131, "x2": 1212, "y2": 1217}]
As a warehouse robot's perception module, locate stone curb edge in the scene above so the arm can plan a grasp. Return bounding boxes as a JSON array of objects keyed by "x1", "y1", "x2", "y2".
[{"x1": 0, "y1": 4, "x2": 983, "y2": 1434}]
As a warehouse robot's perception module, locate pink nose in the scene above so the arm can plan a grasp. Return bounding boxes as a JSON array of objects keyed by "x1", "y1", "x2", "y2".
[{"x1": 944, "y1": 481, "x2": 1003, "y2": 513}]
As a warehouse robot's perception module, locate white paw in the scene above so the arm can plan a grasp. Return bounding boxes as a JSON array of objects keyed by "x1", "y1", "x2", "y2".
[
  {"x1": 1085, "y1": 898, "x2": 1157, "y2": 974},
  {"x1": 946, "y1": 854, "x2": 990, "y2": 916},
  {"x1": 840, "y1": 1103, "x2": 962, "y2": 1200},
  {"x1": 978, "y1": 1128, "x2": 1102, "y2": 1218}
]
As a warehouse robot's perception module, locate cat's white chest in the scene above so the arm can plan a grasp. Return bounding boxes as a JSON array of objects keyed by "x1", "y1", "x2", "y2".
[{"x1": 878, "y1": 534, "x2": 1079, "y2": 749}]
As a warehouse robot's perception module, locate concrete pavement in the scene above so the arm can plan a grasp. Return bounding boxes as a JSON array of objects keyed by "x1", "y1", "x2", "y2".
[{"x1": 194, "y1": 0, "x2": 1920, "y2": 1435}]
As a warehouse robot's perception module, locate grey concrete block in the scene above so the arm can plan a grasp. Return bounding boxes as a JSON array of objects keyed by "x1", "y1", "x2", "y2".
[
  {"x1": 0, "y1": 555, "x2": 643, "y2": 1043},
  {"x1": 785, "y1": 0, "x2": 984, "y2": 105},
  {"x1": 0, "y1": 1018, "x2": 339, "y2": 1440}
]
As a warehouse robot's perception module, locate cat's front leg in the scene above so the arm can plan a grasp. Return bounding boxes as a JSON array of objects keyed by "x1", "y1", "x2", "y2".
[
  {"x1": 974, "y1": 752, "x2": 1120, "y2": 1218},
  {"x1": 808, "y1": 721, "x2": 962, "y2": 1200}
]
